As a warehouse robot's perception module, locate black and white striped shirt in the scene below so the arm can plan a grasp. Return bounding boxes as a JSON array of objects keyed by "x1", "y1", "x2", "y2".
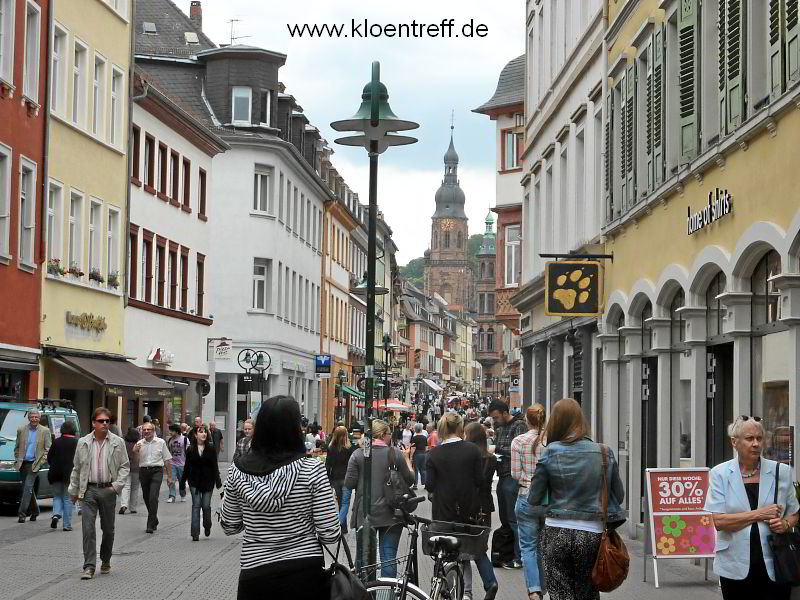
[{"x1": 221, "y1": 457, "x2": 340, "y2": 570}]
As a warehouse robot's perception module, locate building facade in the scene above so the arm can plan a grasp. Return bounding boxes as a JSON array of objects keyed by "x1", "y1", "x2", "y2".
[
  {"x1": 598, "y1": 0, "x2": 800, "y2": 537},
  {"x1": 0, "y1": 0, "x2": 49, "y2": 401}
]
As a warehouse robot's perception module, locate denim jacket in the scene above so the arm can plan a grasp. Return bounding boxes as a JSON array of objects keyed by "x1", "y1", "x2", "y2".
[{"x1": 527, "y1": 438, "x2": 627, "y2": 524}]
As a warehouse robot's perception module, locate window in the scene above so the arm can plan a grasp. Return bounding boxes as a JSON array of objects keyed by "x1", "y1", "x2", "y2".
[
  {"x1": 0, "y1": 0, "x2": 14, "y2": 84},
  {"x1": 142, "y1": 232, "x2": 153, "y2": 302},
  {"x1": 253, "y1": 169, "x2": 271, "y2": 213},
  {"x1": 17, "y1": 161, "x2": 35, "y2": 266},
  {"x1": 505, "y1": 225, "x2": 521, "y2": 287},
  {"x1": 144, "y1": 134, "x2": 155, "y2": 189},
  {"x1": 299, "y1": 193, "x2": 305, "y2": 240},
  {"x1": 769, "y1": 0, "x2": 800, "y2": 101},
  {"x1": 180, "y1": 248, "x2": 189, "y2": 311},
  {"x1": 252, "y1": 258, "x2": 272, "y2": 311},
  {"x1": 0, "y1": 146, "x2": 9, "y2": 256},
  {"x1": 293, "y1": 187, "x2": 298, "y2": 231},
  {"x1": 128, "y1": 226, "x2": 138, "y2": 298},
  {"x1": 88, "y1": 200, "x2": 101, "y2": 273},
  {"x1": 278, "y1": 173, "x2": 284, "y2": 221},
  {"x1": 706, "y1": 271, "x2": 726, "y2": 337},
  {"x1": 110, "y1": 68, "x2": 123, "y2": 145},
  {"x1": 22, "y1": 1, "x2": 40, "y2": 101},
  {"x1": 196, "y1": 254, "x2": 205, "y2": 315},
  {"x1": 752, "y1": 250, "x2": 782, "y2": 327},
  {"x1": 72, "y1": 41, "x2": 87, "y2": 126},
  {"x1": 259, "y1": 90, "x2": 271, "y2": 125},
  {"x1": 51, "y1": 25, "x2": 68, "y2": 112},
  {"x1": 91, "y1": 55, "x2": 105, "y2": 136},
  {"x1": 717, "y1": 0, "x2": 748, "y2": 136},
  {"x1": 502, "y1": 130, "x2": 522, "y2": 170},
  {"x1": 285, "y1": 179, "x2": 292, "y2": 228},
  {"x1": 277, "y1": 260, "x2": 283, "y2": 317},
  {"x1": 168, "y1": 245, "x2": 177, "y2": 309},
  {"x1": 182, "y1": 157, "x2": 190, "y2": 209},
  {"x1": 677, "y1": 0, "x2": 701, "y2": 162},
  {"x1": 107, "y1": 208, "x2": 118, "y2": 279},
  {"x1": 68, "y1": 191, "x2": 83, "y2": 270},
  {"x1": 306, "y1": 198, "x2": 311, "y2": 241},
  {"x1": 170, "y1": 150, "x2": 179, "y2": 201},
  {"x1": 47, "y1": 181, "x2": 63, "y2": 261},
  {"x1": 155, "y1": 238, "x2": 165, "y2": 306},
  {"x1": 158, "y1": 143, "x2": 167, "y2": 195},
  {"x1": 198, "y1": 169, "x2": 207, "y2": 218},
  {"x1": 232, "y1": 86, "x2": 252, "y2": 125}
]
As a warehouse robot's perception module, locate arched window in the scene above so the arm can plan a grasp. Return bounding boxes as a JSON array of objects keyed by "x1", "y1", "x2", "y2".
[
  {"x1": 433, "y1": 230, "x2": 438, "y2": 249},
  {"x1": 751, "y1": 250, "x2": 781, "y2": 327},
  {"x1": 457, "y1": 231, "x2": 463, "y2": 248},
  {"x1": 478, "y1": 327, "x2": 485, "y2": 351},
  {"x1": 706, "y1": 272, "x2": 726, "y2": 337},
  {"x1": 669, "y1": 289, "x2": 685, "y2": 345},
  {"x1": 488, "y1": 261, "x2": 494, "y2": 280},
  {"x1": 487, "y1": 327, "x2": 495, "y2": 351},
  {"x1": 444, "y1": 232, "x2": 450, "y2": 248},
  {"x1": 480, "y1": 262, "x2": 485, "y2": 280},
  {"x1": 641, "y1": 302, "x2": 653, "y2": 353}
]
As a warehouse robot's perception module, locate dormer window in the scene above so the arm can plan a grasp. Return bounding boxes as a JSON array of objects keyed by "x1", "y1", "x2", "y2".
[
  {"x1": 259, "y1": 90, "x2": 271, "y2": 126},
  {"x1": 184, "y1": 32, "x2": 199, "y2": 45},
  {"x1": 142, "y1": 21, "x2": 157, "y2": 35},
  {"x1": 232, "y1": 86, "x2": 251, "y2": 125}
]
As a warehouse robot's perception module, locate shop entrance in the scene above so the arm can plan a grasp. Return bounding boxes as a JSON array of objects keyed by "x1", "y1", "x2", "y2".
[
  {"x1": 707, "y1": 343, "x2": 734, "y2": 467},
  {"x1": 142, "y1": 399, "x2": 165, "y2": 432},
  {"x1": 640, "y1": 356, "x2": 658, "y2": 522}
]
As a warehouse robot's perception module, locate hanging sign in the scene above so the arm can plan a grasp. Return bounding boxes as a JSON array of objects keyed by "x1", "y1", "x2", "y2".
[
  {"x1": 315, "y1": 354, "x2": 332, "y2": 378},
  {"x1": 687, "y1": 188, "x2": 733, "y2": 235},
  {"x1": 544, "y1": 261, "x2": 602, "y2": 316}
]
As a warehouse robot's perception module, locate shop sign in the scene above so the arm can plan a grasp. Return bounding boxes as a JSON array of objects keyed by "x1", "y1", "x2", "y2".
[
  {"x1": 148, "y1": 347, "x2": 174, "y2": 365},
  {"x1": 214, "y1": 341, "x2": 232, "y2": 360},
  {"x1": 544, "y1": 261, "x2": 602, "y2": 317},
  {"x1": 65, "y1": 311, "x2": 107, "y2": 333},
  {"x1": 687, "y1": 188, "x2": 733, "y2": 235},
  {"x1": 315, "y1": 353, "x2": 332, "y2": 379}
]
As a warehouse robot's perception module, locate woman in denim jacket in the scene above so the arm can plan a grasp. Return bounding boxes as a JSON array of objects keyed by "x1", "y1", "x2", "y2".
[{"x1": 527, "y1": 398, "x2": 626, "y2": 600}]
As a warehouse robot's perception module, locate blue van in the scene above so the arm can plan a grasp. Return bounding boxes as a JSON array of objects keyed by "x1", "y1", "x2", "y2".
[{"x1": 0, "y1": 401, "x2": 81, "y2": 504}]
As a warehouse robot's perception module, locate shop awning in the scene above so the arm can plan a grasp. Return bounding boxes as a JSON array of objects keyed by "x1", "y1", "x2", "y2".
[
  {"x1": 0, "y1": 359, "x2": 38, "y2": 371},
  {"x1": 56, "y1": 355, "x2": 172, "y2": 390},
  {"x1": 340, "y1": 385, "x2": 364, "y2": 400},
  {"x1": 422, "y1": 378, "x2": 443, "y2": 392}
]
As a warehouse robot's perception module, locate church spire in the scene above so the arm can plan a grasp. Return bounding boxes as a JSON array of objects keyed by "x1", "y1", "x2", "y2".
[{"x1": 433, "y1": 122, "x2": 467, "y2": 219}]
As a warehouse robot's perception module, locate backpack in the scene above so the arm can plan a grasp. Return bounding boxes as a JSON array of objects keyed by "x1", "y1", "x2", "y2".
[
  {"x1": 383, "y1": 447, "x2": 416, "y2": 511},
  {"x1": 491, "y1": 525, "x2": 515, "y2": 566}
]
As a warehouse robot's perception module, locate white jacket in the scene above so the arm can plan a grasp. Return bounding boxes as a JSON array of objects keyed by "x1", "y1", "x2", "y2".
[{"x1": 68, "y1": 431, "x2": 130, "y2": 499}]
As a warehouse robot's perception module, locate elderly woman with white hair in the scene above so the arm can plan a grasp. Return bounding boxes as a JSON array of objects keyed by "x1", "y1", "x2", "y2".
[{"x1": 704, "y1": 415, "x2": 800, "y2": 600}]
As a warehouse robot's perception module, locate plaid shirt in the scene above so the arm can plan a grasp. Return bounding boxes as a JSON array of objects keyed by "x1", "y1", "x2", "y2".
[
  {"x1": 494, "y1": 414, "x2": 527, "y2": 477},
  {"x1": 233, "y1": 436, "x2": 251, "y2": 461},
  {"x1": 511, "y1": 428, "x2": 543, "y2": 491}
]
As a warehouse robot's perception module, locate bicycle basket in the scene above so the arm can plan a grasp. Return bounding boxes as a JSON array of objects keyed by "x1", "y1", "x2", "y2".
[{"x1": 421, "y1": 520, "x2": 491, "y2": 560}]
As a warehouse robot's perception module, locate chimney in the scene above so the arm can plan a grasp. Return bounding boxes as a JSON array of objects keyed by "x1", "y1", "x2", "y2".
[{"x1": 189, "y1": 1, "x2": 202, "y2": 31}]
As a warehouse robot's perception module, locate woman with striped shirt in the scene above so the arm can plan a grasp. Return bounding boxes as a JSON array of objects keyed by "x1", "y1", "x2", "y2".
[{"x1": 221, "y1": 396, "x2": 340, "y2": 600}]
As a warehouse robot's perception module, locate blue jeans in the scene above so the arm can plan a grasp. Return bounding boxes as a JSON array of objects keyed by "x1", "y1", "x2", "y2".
[
  {"x1": 190, "y1": 487, "x2": 212, "y2": 538},
  {"x1": 169, "y1": 465, "x2": 186, "y2": 498},
  {"x1": 497, "y1": 476, "x2": 521, "y2": 560},
  {"x1": 515, "y1": 495, "x2": 542, "y2": 593},
  {"x1": 414, "y1": 452, "x2": 427, "y2": 486},
  {"x1": 356, "y1": 523, "x2": 403, "y2": 578},
  {"x1": 338, "y1": 486, "x2": 352, "y2": 530},
  {"x1": 51, "y1": 481, "x2": 74, "y2": 529},
  {"x1": 18, "y1": 461, "x2": 39, "y2": 517}
]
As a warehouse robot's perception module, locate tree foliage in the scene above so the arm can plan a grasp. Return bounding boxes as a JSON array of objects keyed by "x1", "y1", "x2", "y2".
[{"x1": 399, "y1": 233, "x2": 485, "y2": 289}]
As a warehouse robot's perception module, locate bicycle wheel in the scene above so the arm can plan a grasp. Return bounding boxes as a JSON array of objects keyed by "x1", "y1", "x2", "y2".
[
  {"x1": 431, "y1": 562, "x2": 464, "y2": 600},
  {"x1": 365, "y1": 580, "x2": 430, "y2": 600}
]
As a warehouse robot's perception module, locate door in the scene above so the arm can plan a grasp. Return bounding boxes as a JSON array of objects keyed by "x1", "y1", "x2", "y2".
[
  {"x1": 707, "y1": 343, "x2": 734, "y2": 467},
  {"x1": 641, "y1": 357, "x2": 658, "y2": 522}
]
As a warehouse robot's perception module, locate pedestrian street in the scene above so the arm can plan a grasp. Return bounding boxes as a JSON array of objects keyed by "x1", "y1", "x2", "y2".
[{"x1": 0, "y1": 464, "x2": 725, "y2": 600}]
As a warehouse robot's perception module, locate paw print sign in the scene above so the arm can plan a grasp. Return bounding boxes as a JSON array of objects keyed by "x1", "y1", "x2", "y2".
[{"x1": 545, "y1": 261, "x2": 603, "y2": 316}]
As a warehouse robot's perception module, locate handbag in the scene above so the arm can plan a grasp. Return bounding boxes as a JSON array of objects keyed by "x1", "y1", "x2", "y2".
[
  {"x1": 767, "y1": 463, "x2": 800, "y2": 584},
  {"x1": 383, "y1": 447, "x2": 416, "y2": 511},
  {"x1": 591, "y1": 444, "x2": 630, "y2": 593},
  {"x1": 322, "y1": 537, "x2": 371, "y2": 600}
]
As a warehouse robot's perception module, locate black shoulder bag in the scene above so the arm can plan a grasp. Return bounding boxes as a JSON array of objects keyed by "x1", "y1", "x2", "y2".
[
  {"x1": 322, "y1": 537, "x2": 370, "y2": 600},
  {"x1": 767, "y1": 463, "x2": 800, "y2": 584},
  {"x1": 384, "y1": 447, "x2": 416, "y2": 511}
]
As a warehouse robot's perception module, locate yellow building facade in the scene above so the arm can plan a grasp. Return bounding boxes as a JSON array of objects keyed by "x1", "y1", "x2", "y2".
[{"x1": 600, "y1": 0, "x2": 800, "y2": 536}]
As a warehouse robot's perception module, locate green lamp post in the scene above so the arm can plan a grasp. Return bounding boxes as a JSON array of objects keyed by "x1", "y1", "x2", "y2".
[{"x1": 331, "y1": 61, "x2": 418, "y2": 575}]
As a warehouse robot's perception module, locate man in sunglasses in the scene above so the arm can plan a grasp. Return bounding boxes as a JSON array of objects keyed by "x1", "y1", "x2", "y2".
[{"x1": 69, "y1": 407, "x2": 129, "y2": 580}]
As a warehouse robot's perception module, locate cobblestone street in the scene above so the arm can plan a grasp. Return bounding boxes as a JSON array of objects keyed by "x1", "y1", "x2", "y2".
[{"x1": 0, "y1": 464, "x2": 728, "y2": 600}]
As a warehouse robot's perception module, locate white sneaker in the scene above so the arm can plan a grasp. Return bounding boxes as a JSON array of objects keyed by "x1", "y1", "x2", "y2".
[
  {"x1": 180, "y1": 497, "x2": 186, "y2": 502},
  {"x1": 167, "y1": 497, "x2": 175, "y2": 503}
]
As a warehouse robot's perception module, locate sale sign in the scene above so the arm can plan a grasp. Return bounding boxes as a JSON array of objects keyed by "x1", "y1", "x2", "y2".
[{"x1": 646, "y1": 468, "x2": 715, "y2": 559}]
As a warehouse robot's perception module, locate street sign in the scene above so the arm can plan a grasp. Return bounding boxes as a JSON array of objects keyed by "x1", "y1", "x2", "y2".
[
  {"x1": 544, "y1": 260, "x2": 603, "y2": 316},
  {"x1": 315, "y1": 354, "x2": 332, "y2": 378}
]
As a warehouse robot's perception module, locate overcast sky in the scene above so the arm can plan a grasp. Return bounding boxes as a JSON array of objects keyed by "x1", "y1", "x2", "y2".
[{"x1": 175, "y1": 0, "x2": 524, "y2": 264}]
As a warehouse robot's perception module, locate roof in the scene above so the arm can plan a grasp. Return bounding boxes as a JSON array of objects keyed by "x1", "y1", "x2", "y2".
[
  {"x1": 135, "y1": 0, "x2": 216, "y2": 58},
  {"x1": 135, "y1": 60, "x2": 214, "y2": 127},
  {"x1": 473, "y1": 54, "x2": 525, "y2": 114},
  {"x1": 197, "y1": 45, "x2": 287, "y2": 65}
]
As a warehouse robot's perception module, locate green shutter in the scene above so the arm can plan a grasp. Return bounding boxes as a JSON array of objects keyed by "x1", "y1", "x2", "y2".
[
  {"x1": 725, "y1": 0, "x2": 747, "y2": 130},
  {"x1": 625, "y1": 63, "x2": 636, "y2": 205},
  {"x1": 619, "y1": 71, "x2": 628, "y2": 210},
  {"x1": 678, "y1": 0, "x2": 700, "y2": 162},
  {"x1": 718, "y1": 0, "x2": 727, "y2": 134},
  {"x1": 604, "y1": 91, "x2": 614, "y2": 221},
  {"x1": 646, "y1": 41, "x2": 654, "y2": 193},
  {"x1": 653, "y1": 26, "x2": 665, "y2": 188},
  {"x1": 769, "y1": 0, "x2": 786, "y2": 100},
  {"x1": 787, "y1": 0, "x2": 800, "y2": 84}
]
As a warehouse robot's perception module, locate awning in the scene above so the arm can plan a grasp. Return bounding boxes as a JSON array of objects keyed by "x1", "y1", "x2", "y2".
[
  {"x1": 340, "y1": 385, "x2": 364, "y2": 400},
  {"x1": 56, "y1": 355, "x2": 171, "y2": 390},
  {"x1": 422, "y1": 378, "x2": 443, "y2": 392},
  {"x1": 0, "y1": 359, "x2": 38, "y2": 371}
]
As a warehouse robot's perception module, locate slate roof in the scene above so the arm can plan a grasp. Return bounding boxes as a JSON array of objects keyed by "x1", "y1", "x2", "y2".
[
  {"x1": 135, "y1": 0, "x2": 216, "y2": 58},
  {"x1": 136, "y1": 60, "x2": 214, "y2": 127},
  {"x1": 473, "y1": 54, "x2": 525, "y2": 114}
]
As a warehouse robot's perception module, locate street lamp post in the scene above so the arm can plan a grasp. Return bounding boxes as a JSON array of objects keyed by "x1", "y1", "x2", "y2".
[{"x1": 332, "y1": 61, "x2": 418, "y2": 574}]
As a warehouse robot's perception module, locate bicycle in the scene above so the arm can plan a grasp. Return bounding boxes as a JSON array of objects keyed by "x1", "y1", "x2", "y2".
[{"x1": 358, "y1": 495, "x2": 465, "y2": 600}]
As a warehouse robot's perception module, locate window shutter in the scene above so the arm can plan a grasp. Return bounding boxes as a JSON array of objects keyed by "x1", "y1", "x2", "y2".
[
  {"x1": 718, "y1": 0, "x2": 728, "y2": 133},
  {"x1": 724, "y1": 0, "x2": 747, "y2": 131},
  {"x1": 769, "y1": 0, "x2": 786, "y2": 100},
  {"x1": 653, "y1": 25, "x2": 665, "y2": 187},
  {"x1": 678, "y1": 0, "x2": 700, "y2": 162},
  {"x1": 625, "y1": 63, "x2": 636, "y2": 206},
  {"x1": 787, "y1": 0, "x2": 800, "y2": 84},
  {"x1": 646, "y1": 41, "x2": 654, "y2": 193},
  {"x1": 619, "y1": 71, "x2": 628, "y2": 209},
  {"x1": 604, "y1": 91, "x2": 614, "y2": 221}
]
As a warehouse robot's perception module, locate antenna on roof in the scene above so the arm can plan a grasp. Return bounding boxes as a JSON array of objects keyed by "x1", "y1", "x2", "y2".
[{"x1": 227, "y1": 18, "x2": 251, "y2": 45}]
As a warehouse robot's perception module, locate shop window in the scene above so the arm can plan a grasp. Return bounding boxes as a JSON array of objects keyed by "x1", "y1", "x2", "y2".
[
  {"x1": 751, "y1": 250, "x2": 781, "y2": 327},
  {"x1": 640, "y1": 302, "x2": 653, "y2": 353},
  {"x1": 669, "y1": 289, "x2": 685, "y2": 345},
  {"x1": 706, "y1": 271, "x2": 726, "y2": 337}
]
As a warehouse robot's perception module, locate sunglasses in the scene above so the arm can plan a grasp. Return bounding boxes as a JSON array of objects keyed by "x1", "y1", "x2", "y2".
[
  {"x1": 95, "y1": 419, "x2": 110, "y2": 424},
  {"x1": 740, "y1": 415, "x2": 762, "y2": 422}
]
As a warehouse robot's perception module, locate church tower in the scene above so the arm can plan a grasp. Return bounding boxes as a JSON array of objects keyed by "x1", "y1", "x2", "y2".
[{"x1": 424, "y1": 128, "x2": 474, "y2": 313}]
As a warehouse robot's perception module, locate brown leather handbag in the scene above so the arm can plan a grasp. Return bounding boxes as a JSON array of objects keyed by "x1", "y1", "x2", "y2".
[{"x1": 591, "y1": 444, "x2": 630, "y2": 592}]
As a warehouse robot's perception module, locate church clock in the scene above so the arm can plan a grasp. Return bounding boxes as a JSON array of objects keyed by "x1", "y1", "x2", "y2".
[{"x1": 440, "y1": 219, "x2": 456, "y2": 231}]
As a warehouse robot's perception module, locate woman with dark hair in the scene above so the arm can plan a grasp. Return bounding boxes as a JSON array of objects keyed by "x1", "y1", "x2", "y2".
[
  {"x1": 181, "y1": 423, "x2": 221, "y2": 541},
  {"x1": 221, "y1": 396, "x2": 340, "y2": 600},
  {"x1": 120, "y1": 427, "x2": 141, "y2": 515},
  {"x1": 527, "y1": 399, "x2": 626, "y2": 600},
  {"x1": 464, "y1": 421, "x2": 496, "y2": 527},
  {"x1": 47, "y1": 420, "x2": 79, "y2": 530}
]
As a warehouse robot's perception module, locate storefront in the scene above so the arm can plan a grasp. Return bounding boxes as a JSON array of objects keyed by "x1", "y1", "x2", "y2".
[{"x1": 0, "y1": 345, "x2": 39, "y2": 402}]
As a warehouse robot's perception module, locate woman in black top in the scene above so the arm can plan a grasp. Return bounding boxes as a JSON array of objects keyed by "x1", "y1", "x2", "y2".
[
  {"x1": 181, "y1": 424, "x2": 222, "y2": 541},
  {"x1": 46, "y1": 420, "x2": 79, "y2": 531},
  {"x1": 427, "y1": 413, "x2": 499, "y2": 600},
  {"x1": 464, "y1": 422, "x2": 496, "y2": 527},
  {"x1": 325, "y1": 426, "x2": 352, "y2": 505}
]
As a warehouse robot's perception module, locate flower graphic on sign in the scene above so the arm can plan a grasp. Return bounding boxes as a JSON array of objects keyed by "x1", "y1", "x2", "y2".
[
  {"x1": 689, "y1": 546, "x2": 697, "y2": 554},
  {"x1": 657, "y1": 536, "x2": 676, "y2": 555},
  {"x1": 679, "y1": 537, "x2": 691, "y2": 550},
  {"x1": 691, "y1": 528, "x2": 715, "y2": 554},
  {"x1": 700, "y1": 516, "x2": 711, "y2": 526},
  {"x1": 662, "y1": 515, "x2": 687, "y2": 537}
]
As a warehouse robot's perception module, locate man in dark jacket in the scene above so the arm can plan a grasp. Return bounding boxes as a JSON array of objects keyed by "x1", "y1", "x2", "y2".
[{"x1": 47, "y1": 420, "x2": 79, "y2": 530}]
